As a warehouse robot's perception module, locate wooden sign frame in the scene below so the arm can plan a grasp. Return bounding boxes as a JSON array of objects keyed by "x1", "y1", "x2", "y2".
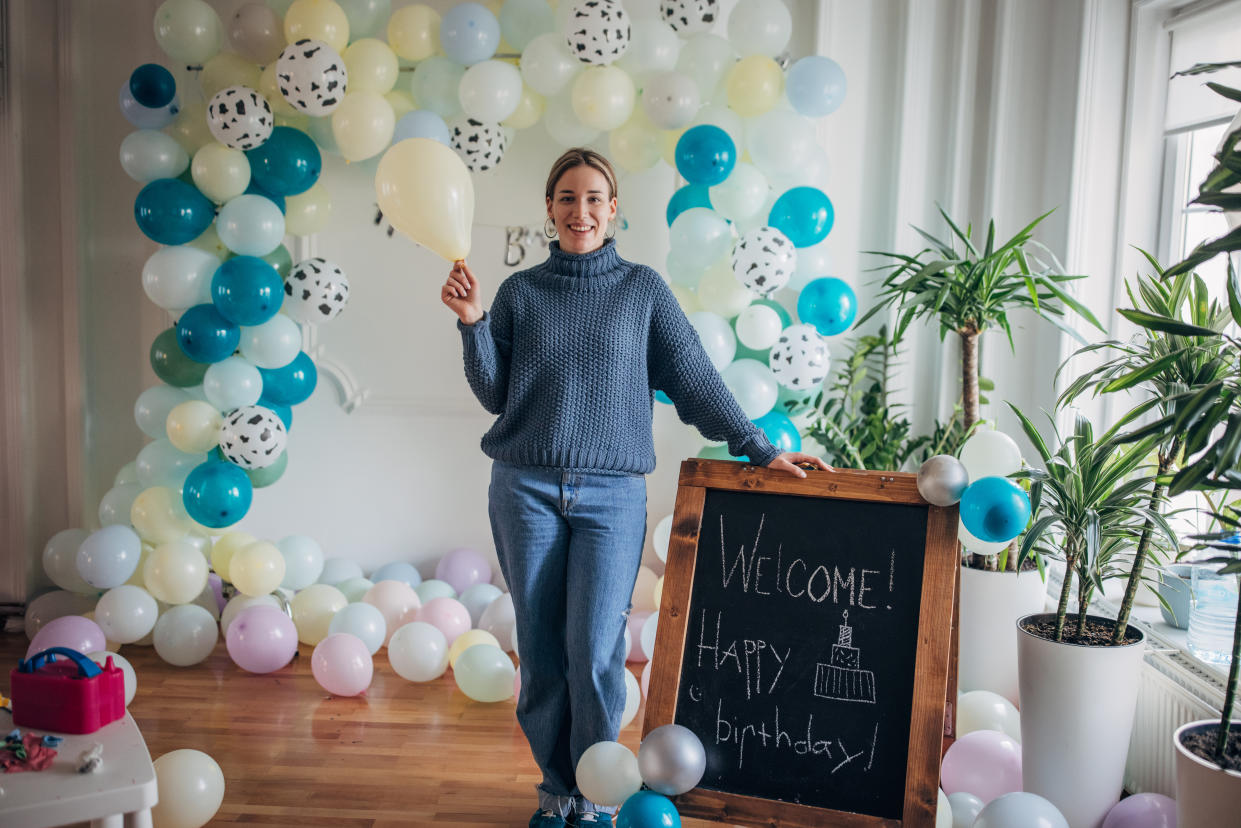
[{"x1": 643, "y1": 459, "x2": 959, "y2": 828}]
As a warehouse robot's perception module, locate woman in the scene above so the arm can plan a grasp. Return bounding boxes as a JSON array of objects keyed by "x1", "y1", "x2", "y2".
[{"x1": 442, "y1": 148, "x2": 828, "y2": 827}]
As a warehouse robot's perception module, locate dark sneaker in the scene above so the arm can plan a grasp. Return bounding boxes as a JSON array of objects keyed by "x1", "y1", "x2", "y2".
[
  {"x1": 529, "y1": 810, "x2": 567, "y2": 828},
  {"x1": 573, "y1": 814, "x2": 612, "y2": 827}
]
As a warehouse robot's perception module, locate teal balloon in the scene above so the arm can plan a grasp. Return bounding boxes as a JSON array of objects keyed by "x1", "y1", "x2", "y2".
[
  {"x1": 134, "y1": 179, "x2": 214, "y2": 245},
  {"x1": 245, "y1": 179, "x2": 285, "y2": 213},
  {"x1": 666, "y1": 184, "x2": 712, "y2": 227},
  {"x1": 259, "y1": 396, "x2": 293, "y2": 430},
  {"x1": 769, "y1": 186, "x2": 834, "y2": 247},
  {"x1": 617, "y1": 790, "x2": 682, "y2": 828},
  {"x1": 655, "y1": 390, "x2": 673, "y2": 406},
  {"x1": 259, "y1": 351, "x2": 317, "y2": 405},
  {"x1": 183, "y1": 460, "x2": 253, "y2": 529},
  {"x1": 150, "y1": 327, "x2": 208, "y2": 387},
  {"x1": 212, "y1": 256, "x2": 283, "y2": 326},
  {"x1": 246, "y1": 450, "x2": 287, "y2": 488},
  {"x1": 675, "y1": 125, "x2": 736, "y2": 187},
  {"x1": 245, "y1": 126, "x2": 321, "y2": 196},
  {"x1": 176, "y1": 303, "x2": 240, "y2": 363},
  {"x1": 960, "y1": 476, "x2": 1030, "y2": 544},
  {"x1": 786, "y1": 56, "x2": 846, "y2": 118},
  {"x1": 796, "y1": 277, "x2": 856, "y2": 337},
  {"x1": 129, "y1": 63, "x2": 176, "y2": 108},
  {"x1": 753, "y1": 410, "x2": 801, "y2": 453}
]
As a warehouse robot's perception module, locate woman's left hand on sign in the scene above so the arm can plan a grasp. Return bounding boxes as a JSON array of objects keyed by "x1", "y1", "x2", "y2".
[{"x1": 768, "y1": 452, "x2": 834, "y2": 478}]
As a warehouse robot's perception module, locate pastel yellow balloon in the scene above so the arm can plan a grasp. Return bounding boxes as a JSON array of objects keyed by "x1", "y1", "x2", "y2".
[
  {"x1": 284, "y1": 0, "x2": 350, "y2": 52},
  {"x1": 126, "y1": 545, "x2": 154, "y2": 587},
  {"x1": 166, "y1": 400, "x2": 225, "y2": 454},
  {"x1": 448, "y1": 629, "x2": 502, "y2": 669},
  {"x1": 260, "y1": 62, "x2": 301, "y2": 118},
  {"x1": 387, "y1": 4, "x2": 440, "y2": 61},
  {"x1": 669, "y1": 284, "x2": 699, "y2": 314},
  {"x1": 501, "y1": 85, "x2": 545, "y2": 130},
  {"x1": 696, "y1": 257, "x2": 753, "y2": 318},
  {"x1": 131, "y1": 487, "x2": 194, "y2": 545},
  {"x1": 344, "y1": 38, "x2": 399, "y2": 94},
  {"x1": 187, "y1": 223, "x2": 231, "y2": 259},
  {"x1": 654, "y1": 575, "x2": 664, "y2": 609},
  {"x1": 284, "y1": 182, "x2": 333, "y2": 235},
  {"x1": 210, "y1": 531, "x2": 256, "y2": 582},
  {"x1": 165, "y1": 102, "x2": 215, "y2": 156},
  {"x1": 199, "y1": 52, "x2": 261, "y2": 100},
  {"x1": 290, "y1": 583, "x2": 348, "y2": 644},
  {"x1": 726, "y1": 55, "x2": 784, "y2": 118},
  {"x1": 190, "y1": 143, "x2": 251, "y2": 204},
  {"x1": 385, "y1": 89, "x2": 417, "y2": 121},
  {"x1": 570, "y1": 65, "x2": 636, "y2": 132},
  {"x1": 331, "y1": 90, "x2": 395, "y2": 162},
  {"x1": 144, "y1": 539, "x2": 210, "y2": 605},
  {"x1": 609, "y1": 111, "x2": 662, "y2": 172},
  {"x1": 375, "y1": 137, "x2": 473, "y2": 261},
  {"x1": 229, "y1": 540, "x2": 286, "y2": 597},
  {"x1": 661, "y1": 125, "x2": 689, "y2": 167}
]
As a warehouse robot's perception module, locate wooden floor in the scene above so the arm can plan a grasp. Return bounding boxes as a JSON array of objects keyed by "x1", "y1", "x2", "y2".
[{"x1": 0, "y1": 632, "x2": 728, "y2": 828}]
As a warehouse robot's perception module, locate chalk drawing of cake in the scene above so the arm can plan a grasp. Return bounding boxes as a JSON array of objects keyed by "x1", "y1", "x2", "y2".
[{"x1": 813, "y1": 610, "x2": 877, "y2": 704}]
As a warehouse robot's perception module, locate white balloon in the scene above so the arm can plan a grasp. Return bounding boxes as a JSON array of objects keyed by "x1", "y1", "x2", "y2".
[
  {"x1": 206, "y1": 85, "x2": 273, "y2": 150},
  {"x1": 640, "y1": 614, "x2": 658, "y2": 660},
  {"x1": 388, "y1": 620, "x2": 450, "y2": 681},
  {"x1": 576, "y1": 741, "x2": 642, "y2": 807},
  {"x1": 218, "y1": 405, "x2": 288, "y2": 469},
  {"x1": 95, "y1": 585, "x2": 160, "y2": 644},
  {"x1": 620, "y1": 667, "x2": 641, "y2": 727},
  {"x1": 948, "y1": 792, "x2": 985, "y2": 828},
  {"x1": 135, "y1": 384, "x2": 196, "y2": 439},
  {"x1": 564, "y1": 0, "x2": 631, "y2": 66},
  {"x1": 936, "y1": 788, "x2": 953, "y2": 828},
  {"x1": 957, "y1": 690, "x2": 1022, "y2": 742},
  {"x1": 675, "y1": 32, "x2": 734, "y2": 99},
  {"x1": 25, "y1": 590, "x2": 98, "y2": 640},
  {"x1": 142, "y1": 246, "x2": 219, "y2": 314},
  {"x1": 709, "y1": 162, "x2": 768, "y2": 224},
  {"x1": 458, "y1": 59, "x2": 523, "y2": 123},
  {"x1": 543, "y1": 92, "x2": 600, "y2": 146},
  {"x1": 521, "y1": 32, "x2": 580, "y2": 97},
  {"x1": 726, "y1": 0, "x2": 791, "y2": 58},
  {"x1": 958, "y1": 428, "x2": 1023, "y2": 481},
  {"x1": 120, "y1": 130, "x2": 189, "y2": 183},
  {"x1": 732, "y1": 226, "x2": 796, "y2": 297},
  {"x1": 153, "y1": 604, "x2": 218, "y2": 666},
  {"x1": 88, "y1": 650, "x2": 138, "y2": 706},
  {"x1": 735, "y1": 304, "x2": 782, "y2": 351},
  {"x1": 959, "y1": 517, "x2": 1011, "y2": 556},
  {"x1": 459, "y1": 582, "x2": 504, "y2": 627},
  {"x1": 653, "y1": 514, "x2": 674, "y2": 562},
  {"x1": 42, "y1": 528, "x2": 94, "y2": 594},
  {"x1": 275, "y1": 38, "x2": 348, "y2": 116},
  {"x1": 641, "y1": 70, "x2": 700, "y2": 129},
  {"x1": 687, "y1": 311, "x2": 736, "y2": 371},
  {"x1": 616, "y1": 18, "x2": 679, "y2": 84},
  {"x1": 745, "y1": 108, "x2": 816, "y2": 181},
  {"x1": 768, "y1": 324, "x2": 830, "y2": 391},
  {"x1": 478, "y1": 591, "x2": 516, "y2": 650}
]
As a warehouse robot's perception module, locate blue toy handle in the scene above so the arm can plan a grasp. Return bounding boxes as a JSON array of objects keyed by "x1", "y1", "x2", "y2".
[{"x1": 19, "y1": 647, "x2": 102, "y2": 678}]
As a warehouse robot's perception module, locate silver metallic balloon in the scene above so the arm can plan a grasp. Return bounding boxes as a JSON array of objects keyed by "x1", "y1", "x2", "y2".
[
  {"x1": 917, "y1": 454, "x2": 970, "y2": 506},
  {"x1": 637, "y1": 723, "x2": 706, "y2": 796}
]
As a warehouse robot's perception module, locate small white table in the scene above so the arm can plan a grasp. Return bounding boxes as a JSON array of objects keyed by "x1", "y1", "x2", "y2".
[{"x1": 0, "y1": 713, "x2": 157, "y2": 828}]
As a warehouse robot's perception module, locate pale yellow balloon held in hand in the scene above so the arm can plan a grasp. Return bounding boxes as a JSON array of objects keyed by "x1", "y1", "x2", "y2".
[{"x1": 375, "y1": 137, "x2": 474, "y2": 261}]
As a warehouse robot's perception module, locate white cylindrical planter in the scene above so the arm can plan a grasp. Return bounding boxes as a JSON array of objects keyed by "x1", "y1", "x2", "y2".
[
  {"x1": 959, "y1": 566, "x2": 1047, "y2": 705},
  {"x1": 1017, "y1": 613, "x2": 1146, "y2": 828},
  {"x1": 1174, "y1": 721, "x2": 1241, "y2": 827}
]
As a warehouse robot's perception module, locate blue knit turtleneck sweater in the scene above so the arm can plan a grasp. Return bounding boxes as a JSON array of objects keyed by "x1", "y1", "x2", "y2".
[{"x1": 457, "y1": 239, "x2": 779, "y2": 475}]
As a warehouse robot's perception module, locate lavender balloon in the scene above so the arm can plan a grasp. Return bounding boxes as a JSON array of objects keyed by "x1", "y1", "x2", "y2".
[
  {"x1": 311, "y1": 633, "x2": 373, "y2": 696},
  {"x1": 26, "y1": 615, "x2": 107, "y2": 659},
  {"x1": 1102, "y1": 793, "x2": 1177, "y2": 828},
  {"x1": 435, "y1": 547, "x2": 492, "y2": 594},
  {"x1": 226, "y1": 605, "x2": 299, "y2": 673},
  {"x1": 940, "y1": 729, "x2": 1023, "y2": 805}
]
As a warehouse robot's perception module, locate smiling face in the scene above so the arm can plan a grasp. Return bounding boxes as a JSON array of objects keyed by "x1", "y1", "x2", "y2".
[{"x1": 546, "y1": 164, "x2": 617, "y2": 255}]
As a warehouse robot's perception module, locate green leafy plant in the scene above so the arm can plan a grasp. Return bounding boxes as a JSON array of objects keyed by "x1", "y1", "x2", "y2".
[
  {"x1": 860, "y1": 208, "x2": 1105, "y2": 430},
  {"x1": 1059, "y1": 265, "x2": 1235, "y2": 642},
  {"x1": 796, "y1": 325, "x2": 969, "y2": 471},
  {"x1": 1008, "y1": 405, "x2": 1175, "y2": 643}
]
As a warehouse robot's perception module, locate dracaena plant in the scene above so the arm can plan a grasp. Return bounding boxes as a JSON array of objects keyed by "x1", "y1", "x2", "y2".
[
  {"x1": 1007, "y1": 404, "x2": 1176, "y2": 643},
  {"x1": 1058, "y1": 264, "x2": 1234, "y2": 643},
  {"x1": 1189, "y1": 506, "x2": 1241, "y2": 765}
]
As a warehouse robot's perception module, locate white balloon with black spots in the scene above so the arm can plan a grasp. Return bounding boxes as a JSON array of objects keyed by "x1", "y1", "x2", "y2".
[
  {"x1": 768, "y1": 324, "x2": 830, "y2": 390},
  {"x1": 448, "y1": 117, "x2": 510, "y2": 172},
  {"x1": 565, "y1": 1, "x2": 631, "y2": 66},
  {"x1": 206, "y1": 85, "x2": 274, "y2": 151},
  {"x1": 659, "y1": 0, "x2": 719, "y2": 34},
  {"x1": 731, "y1": 227, "x2": 797, "y2": 297},
  {"x1": 219, "y1": 405, "x2": 287, "y2": 470},
  {"x1": 275, "y1": 39, "x2": 348, "y2": 116},
  {"x1": 284, "y1": 258, "x2": 351, "y2": 323}
]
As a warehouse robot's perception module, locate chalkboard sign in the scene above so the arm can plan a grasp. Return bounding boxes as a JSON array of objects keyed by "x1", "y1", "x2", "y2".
[{"x1": 644, "y1": 459, "x2": 958, "y2": 828}]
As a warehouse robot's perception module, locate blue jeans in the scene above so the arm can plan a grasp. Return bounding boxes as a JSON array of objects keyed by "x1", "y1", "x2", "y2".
[{"x1": 488, "y1": 461, "x2": 647, "y2": 818}]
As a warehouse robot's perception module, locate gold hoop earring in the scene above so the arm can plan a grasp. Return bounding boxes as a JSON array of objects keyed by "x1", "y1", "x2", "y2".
[
  {"x1": 605, "y1": 219, "x2": 616, "y2": 240},
  {"x1": 544, "y1": 217, "x2": 557, "y2": 239}
]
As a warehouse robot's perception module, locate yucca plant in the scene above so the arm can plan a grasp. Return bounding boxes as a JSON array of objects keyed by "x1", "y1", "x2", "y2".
[
  {"x1": 1058, "y1": 265, "x2": 1235, "y2": 643},
  {"x1": 1007, "y1": 404, "x2": 1175, "y2": 642},
  {"x1": 860, "y1": 208, "x2": 1104, "y2": 430}
]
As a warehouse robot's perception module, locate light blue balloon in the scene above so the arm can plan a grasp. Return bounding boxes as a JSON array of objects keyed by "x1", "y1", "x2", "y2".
[
  {"x1": 392, "y1": 110, "x2": 451, "y2": 146},
  {"x1": 440, "y1": 2, "x2": 500, "y2": 66},
  {"x1": 217, "y1": 194, "x2": 286, "y2": 256},
  {"x1": 499, "y1": 0, "x2": 554, "y2": 52},
  {"x1": 786, "y1": 56, "x2": 847, "y2": 118},
  {"x1": 337, "y1": 0, "x2": 391, "y2": 39},
  {"x1": 119, "y1": 80, "x2": 180, "y2": 129},
  {"x1": 77, "y1": 525, "x2": 142, "y2": 589},
  {"x1": 459, "y1": 582, "x2": 503, "y2": 627},
  {"x1": 277, "y1": 534, "x2": 325, "y2": 590},
  {"x1": 120, "y1": 130, "x2": 189, "y2": 183},
  {"x1": 319, "y1": 557, "x2": 364, "y2": 585},
  {"x1": 414, "y1": 578, "x2": 457, "y2": 603},
  {"x1": 329, "y1": 602, "x2": 387, "y2": 654},
  {"x1": 335, "y1": 576, "x2": 375, "y2": 603},
  {"x1": 410, "y1": 57, "x2": 466, "y2": 118},
  {"x1": 134, "y1": 384, "x2": 195, "y2": 439},
  {"x1": 370, "y1": 561, "x2": 423, "y2": 588},
  {"x1": 136, "y1": 438, "x2": 207, "y2": 490},
  {"x1": 203, "y1": 356, "x2": 263, "y2": 411}
]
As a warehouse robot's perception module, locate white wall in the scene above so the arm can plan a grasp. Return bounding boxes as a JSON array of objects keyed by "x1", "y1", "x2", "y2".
[{"x1": 6, "y1": 0, "x2": 1148, "y2": 596}]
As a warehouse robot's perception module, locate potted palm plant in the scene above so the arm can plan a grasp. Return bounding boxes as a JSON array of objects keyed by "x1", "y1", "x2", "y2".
[{"x1": 1007, "y1": 404, "x2": 1173, "y2": 828}]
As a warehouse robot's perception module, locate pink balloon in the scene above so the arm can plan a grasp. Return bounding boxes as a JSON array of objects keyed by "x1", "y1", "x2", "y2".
[
  {"x1": 641, "y1": 659, "x2": 653, "y2": 698},
  {"x1": 940, "y1": 729, "x2": 1023, "y2": 804},
  {"x1": 311, "y1": 633, "x2": 373, "y2": 696},
  {"x1": 26, "y1": 615, "x2": 107, "y2": 659},
  {"x1": 627, "y1": 610, "x2": 653, "y2": 663},
  {"x1": 418, "y1": 596, "x2": 471, "y2": 646},
  {"x1": 226, "y1": 605, "x2": 299, "y2": 673},
  {"x1": 434, "y1": 547, "x2": 492, "y2": 594},
  {"x1": 1102, "y1": 793, "x2": 1177, "y2": 828}
]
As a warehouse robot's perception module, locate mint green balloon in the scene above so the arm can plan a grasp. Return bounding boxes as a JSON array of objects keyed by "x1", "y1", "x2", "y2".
[
  {"x1": 697, "y1": 444, "x2": 734, "y2": 461},
  {"x1": 246, "y1": 449, "x2": 287, "y2": 488},
  {"x1": 136, "y1": 438, "x2": 206, "y2": 490},
  {"x1": 410, "y1": 57, "x2": 465, "y2": 119},
  {"x1": 453, "y1": 643, "x2": 516, "y2": 702},
  {"x1": 669, "y1": 207, "x2": 732, "y2": 270},
  {"x1": 263, "y1": 244, "x2": 292, "y2": 279},
  {"x1": 154, "y1": 0, "x2": 224, "y2": 65}
]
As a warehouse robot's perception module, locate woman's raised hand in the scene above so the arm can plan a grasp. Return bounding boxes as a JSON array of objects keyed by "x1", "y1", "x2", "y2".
[{"x1": 442, "y1": 259, "x2": 484, "y2": 326}]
